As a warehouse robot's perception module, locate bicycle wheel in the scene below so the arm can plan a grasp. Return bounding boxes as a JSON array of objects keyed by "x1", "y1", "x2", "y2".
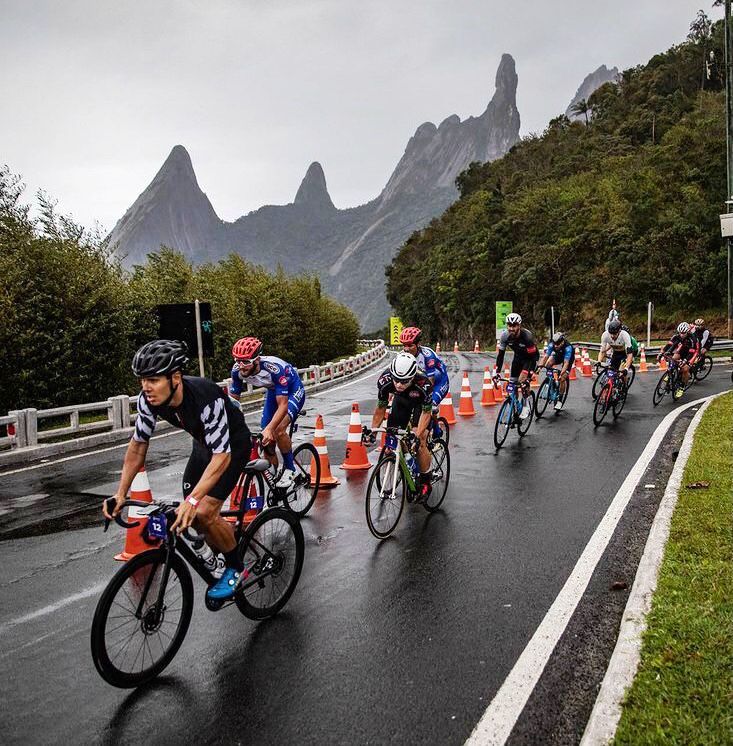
[
  {"x1": 592, "y1": 370, "x2": 607, "y2": 401},
  {"x1": 91, "y1": 549, "x2": 193, "y2": 689},
  {"x1": 593, "y1": 384, "x2": 611, "y2": 426},
  {"x1": 517, "y1": 392, "x2": 535, "y2": 436},
  {"x1": 535, "y1": 378, "x2": 551, "y2": 418},
  {"x1": 365, "y1": 453, "x2": 406, "y2": 539},
  {"x1": 561, "y1": 377, "x2": 571, "y2": 405},
  {"x1": 424, "y1": 438, "x2": 450, "y2": 512},
  {"x1": 284, "y1": 442, "x2": 320, "y2": 517},
  {"x1": 437, "y1": 416, "x2": 450, "y2": 446},
  {"x1": 694, "y1": 355, "x2": 713, "y2": 381},
  {"x1": 612, "y1": 383, "x2": 627, "y2": 419},
  {"x1": 626, "y1": 364, "x2": 636, "y2": 388},
  {"x1": 493, "y1": 399, "x2": 513, "y2": 449},
  {"x1": 234, "y1": 507, "x2": 304, "y2": 619},
  {"x1": 652, "y1": 372, "x2": 670, "y2": 407}
]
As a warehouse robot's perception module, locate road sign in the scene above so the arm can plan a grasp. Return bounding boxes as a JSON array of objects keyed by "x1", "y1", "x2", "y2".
[
  {"x1": 495, "y1": 301, "x2": 513, "y2": 339},
  {"x1": 390, "y1": 317, "x2": 403, "y2": 346}
]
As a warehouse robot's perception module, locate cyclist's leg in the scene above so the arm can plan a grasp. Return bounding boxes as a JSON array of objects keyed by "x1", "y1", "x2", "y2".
[
  {"x1": 260, "y1": 390, "x2": 279, "y2": 468},
  {"x1": 275, "y1": 386, "x2": 305, "y2": 476}
]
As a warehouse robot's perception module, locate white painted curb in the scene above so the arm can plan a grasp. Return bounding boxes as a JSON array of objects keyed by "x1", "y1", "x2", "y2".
[{"x1": 580, "y1": 391, "x2": 726, "y2": 745}]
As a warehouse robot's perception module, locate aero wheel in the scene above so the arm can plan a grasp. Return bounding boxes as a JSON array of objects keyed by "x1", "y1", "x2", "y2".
[
  {"x1": 424, "y1": 438, "x2": 450, "y2": 512},
  {"x1": 365, "y1": 453, "x2": 406, "y2": 539},
  {"x1": 494, "y1": 399, "x2": 513, "y2": 449},
  {"x1": 286, "y1": 442, "x2": 320, "y2": 517},
  {"x1": 652, "y1": 372, "x2": 670, "y2": 407},
  {"x1": 517, "y1": 392, "x2": 535, "y2": 436},
  {"x1": 612, "y1": 383, "x2": 628, "y2": 419},
  {"x1": 592, "y1": 370, "x2": 607, "y2": 401},
  {"x1": 593, "y1": 384, "x2": 611, "y2": 426},
  {"x1": 235, "y1": 507, "x2": 304, "y2": 619},
  {"x1": 91, "y1": 549, "x2": 193, "y2": 689},
  {"x1": 535, "y1": 378, "x2": 551, "y2": 418},
  {"x1": 694, "y1": 355, "x2": 713, "y2": 381}
]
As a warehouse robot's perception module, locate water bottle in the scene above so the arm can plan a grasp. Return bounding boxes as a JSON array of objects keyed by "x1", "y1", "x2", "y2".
[
  {"x1": 405, "y1": 451, "x2": 418, "y2": 477},
  {"x1": 191, "y1": 537, "x2": 224, "y2": 578}
]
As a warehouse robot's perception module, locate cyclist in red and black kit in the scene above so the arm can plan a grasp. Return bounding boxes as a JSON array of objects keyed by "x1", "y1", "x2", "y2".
[
  {"x1": 103, "y1": 339, "x2": 252, "y2": 602},
  {"x1": 692, "y1": 318, "x2": 714, "y2": 358},
  {"x1": 493, "y1": 312, "x2": 540, "y2": 419},
  {"x1": 657, "y1": 322, "x2": 700, "y2": 398},
  {"x1": 363, "y1": 353, "x2": 434, "y2": 501}
]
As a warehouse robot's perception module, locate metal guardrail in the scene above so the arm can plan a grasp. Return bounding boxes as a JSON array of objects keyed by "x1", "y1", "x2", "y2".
[
  {"x1": 572, "y1": 339, "x2": 733, "y2": 354},
  {"x1": 3, "y1": 340, "x2": 386, "y2": 451}
]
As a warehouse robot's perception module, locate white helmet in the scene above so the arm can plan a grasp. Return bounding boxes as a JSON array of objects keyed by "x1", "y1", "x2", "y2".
[
  {"x1": 506, "y1": 312, "x2": 522, "y2": 325},
  {"x1": 390, "y1": 352, "x2": 418, "y2": 382},
  {"x1": 677, "y1": 322, "x2": 691, "y2": 334}
]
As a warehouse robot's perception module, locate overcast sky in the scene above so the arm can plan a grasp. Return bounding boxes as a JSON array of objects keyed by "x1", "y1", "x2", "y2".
[{"x1": 0, "y1": 0, "x2": 721, "y2": 230}]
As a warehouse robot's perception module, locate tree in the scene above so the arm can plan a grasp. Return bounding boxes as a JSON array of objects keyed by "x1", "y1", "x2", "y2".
[{"x1": 569, "y1": 98, "x2": 591, "y2": 124}]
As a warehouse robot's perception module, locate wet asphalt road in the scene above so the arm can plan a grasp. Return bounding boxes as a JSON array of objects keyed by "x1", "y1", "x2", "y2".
[{"x1": 0, "y1": 355, "x2": 731, "y2": 745}]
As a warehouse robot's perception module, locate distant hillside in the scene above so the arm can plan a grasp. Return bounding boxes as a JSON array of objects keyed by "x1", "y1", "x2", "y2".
[
  {"x1": 108, "y1": 55, "x2": 521, "y2": 331},
  {"x1": 386, "y1": 18, "x2": 726, "y2": 339}
]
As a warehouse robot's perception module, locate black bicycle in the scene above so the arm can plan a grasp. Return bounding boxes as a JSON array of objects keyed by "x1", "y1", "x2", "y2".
[
  {"x1": 592, "y1": 365, "x2": 629, "y2": 426},
  {"x1": 652, "y1": 355, "x2": 692, "y2": 406},
  {"x1": 690, "y1": 353, "x2": 713, "y2": 382},
  {"x1": 592, "y1": 359, "x2": 635, "y2": 400},
  {"x1": 91, "y1": 462, "x2": 304, "y2": 688}
]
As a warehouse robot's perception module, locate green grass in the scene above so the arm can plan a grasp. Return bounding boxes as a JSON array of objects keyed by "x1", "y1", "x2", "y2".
[{"x1": 613, "y1": 392, "x2": 733, "y2": 745}]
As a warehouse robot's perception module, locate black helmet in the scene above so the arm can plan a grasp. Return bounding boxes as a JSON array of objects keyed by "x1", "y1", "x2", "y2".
[
  {"x1": 608, "y1": 320, "x2": 622, "y2": 334},
  {"x1": 132, "y1": 339, "x2": 189, "y2": 378}
]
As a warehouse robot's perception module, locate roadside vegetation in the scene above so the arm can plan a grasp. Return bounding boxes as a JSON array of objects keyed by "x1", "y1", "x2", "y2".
[
  {"x1": 0, "y1": 170, "x2": 359, "y2": 414},
  {"x1": 614, "y1": 392, "x2": 733, "y2": 744},
  {"x1": 386, "y1": 12, "x2": 727, "y2": 340}
]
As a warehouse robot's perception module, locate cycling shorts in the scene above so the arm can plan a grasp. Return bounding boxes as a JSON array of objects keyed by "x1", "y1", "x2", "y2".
[
  {"x1": 387, "y1": 395, "x2": 424, "y2": 429},
  {"x1": 182, "y1": 438, "x2": 250, "y2": 502},
  {"x1": 260, "y1": 385, "x2": 306, "y2": 430},
  {"x1": 547, "y1": 352, "x2": 575, "y2": 369},
  {"x1": 510, "y1": 356, "x2": 535, "y2": 381},
  {"x1": 609, "y1": 350, "x2": 627, "y2": 371}
]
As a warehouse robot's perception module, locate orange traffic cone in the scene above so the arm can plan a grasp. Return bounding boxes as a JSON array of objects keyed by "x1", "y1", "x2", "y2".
[
  {"x1": 458, "y1": 372, "x2": 476, "y2": 416},
  {"x1": 530, "y1": 368, "x2": 539, "y2": 387},
  {"x1": 340, "y1": 403, "x2": 372, "y2": 470},
  {"x1": 312, "y1": 414, "x2": 340, "y2": 487},
  {"x1": 658, "y1": 354, "x2": 667, "y2": 371},
  {"x1": 226, "y1": 442, "x2": 261, "y2": 525},
  {"x1": 454, "y1": 341, "x2": 459, "y2": 353},
  {"x1": 569, "y1": 360, "x2": 577, "y2": 380},
  {"x1": 439, "y1": 391, "x2": 457, "y2": 424},
  {"x1": 575, "y1": 348, "x2": 583, "y2": 373},
  {"x1": 115, "y1": 467, "x2": 159, "y2": 561},
  {"x1": 639, "y1": 345, "x2": 648, "y2": 372},
  {"x1": 503, "y1": 363, "x2": 511, "y2": 382},
  {"x1": 474, "y1": 340, "x2": 480, "y2": 352},
  {"x1": 492, "y1": 366, "x2": 504, "y2": 397},
  {"x1": 481, "y1": 367, "x2": 496, "y2": 406},
  {"x1": 582, "y1": 348, "x2": 593, "y2": 376}
]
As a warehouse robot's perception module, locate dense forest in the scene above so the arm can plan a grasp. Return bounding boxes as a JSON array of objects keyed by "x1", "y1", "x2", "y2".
[
  {"x1": 386, "y1": 14, "x2": 727, "y2": 340},
  {"x1": 0, "y1": 170, "x2": 359, "y2": 413}
]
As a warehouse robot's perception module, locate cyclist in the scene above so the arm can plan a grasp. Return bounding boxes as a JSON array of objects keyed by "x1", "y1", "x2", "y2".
[
  {"x1": 399, "y1": 326, "x2": 449, "y2": 436},
  {"x1": 692, "y1": 318, "x2": 714, "y2": 359},
  {"x1": 657, "y1": 322, "x2": 700, "y2": 398},
  {"x1": 228, "y1": 337, "x2": 305, "y2": 489},
  {"x1": 364, "y1": 352, "x2": 434, "y2": 501},
  {"x1": 598, "y1": 319, "x2": 634, "y2": 383},
  {"x1": 537, "y1": 331, "x2": 575, "y2": 411},
  {"x1": 102, "y1": 340, "x2": 252, "y2": 602},
  {"x1": 493, "y1": 313, "x2": 539, "y2": 419}
]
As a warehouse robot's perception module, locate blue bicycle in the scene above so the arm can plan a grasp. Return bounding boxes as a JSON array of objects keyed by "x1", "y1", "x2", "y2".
[
  {"x1": 535, "y1": 367, "x2": 570, "y2": 417},
  {"x1": 493, "y1": 376, "x2": 536, "y2": 449}
]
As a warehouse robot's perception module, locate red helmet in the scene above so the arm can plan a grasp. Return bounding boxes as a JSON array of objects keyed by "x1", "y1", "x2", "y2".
[
  {"x1": 232, "y1": 337, "x2": 263, "y2": 361},
  {"x1": 399, "y1": 326, "x2": 422, "y2": 345}
]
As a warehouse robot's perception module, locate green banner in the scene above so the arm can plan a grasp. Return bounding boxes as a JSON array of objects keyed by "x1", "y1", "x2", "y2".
[
  {"x1": 389, "y1": 316, "x2": 403, "y2": 346},
  {"x1": 495, "y1": 301, "x2": 513, "y2": 339}
]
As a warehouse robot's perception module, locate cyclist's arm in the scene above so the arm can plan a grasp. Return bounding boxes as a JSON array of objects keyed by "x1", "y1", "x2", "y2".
[
  {"x1": 598, "y1": 342, "x2": 609, "y2": 362},
  {"x1": 538, "y1": 344, "x2": 551, "y2": 369},
  {"x1": 228, "y1": 366, "x2": 243, "y2": 402},
  {"x1": 495, "y1": 347, "x2": 506, "y2": 372},
  {"x1": 371, "y1": 402, "x2": 388, "y2": 430},
  {"x1": 413, "y1": 409, "x2": 433, "y2": 439}
]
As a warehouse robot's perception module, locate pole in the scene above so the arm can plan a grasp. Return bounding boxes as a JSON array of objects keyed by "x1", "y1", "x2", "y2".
[
  {"x1": 550, "y1": 306, "x2": 555, "y2": 337},
  {"x1": 726, "y1": 0, "x2": 733, "y2": 336},
  {"x1": 194, "y1": 298, "x2": 205, "y2": 377},
  {"x1": 647, "y1": 301, "x2": 652, "y2": 349}
]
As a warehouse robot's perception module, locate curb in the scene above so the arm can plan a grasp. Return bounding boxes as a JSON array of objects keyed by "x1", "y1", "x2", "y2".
[{"x1": 580, "y1": 391, "x2": 726, "y2": 745}]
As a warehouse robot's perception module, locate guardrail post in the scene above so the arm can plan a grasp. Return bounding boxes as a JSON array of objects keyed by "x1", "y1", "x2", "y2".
[
  {"x1": 109, "y1": 395, "x2": 129, "y2": 430},
  {"x1": 24, "y1": 408, "x2": 38, "y2": 446},
  {"x1": 8, "y1": 410, "x2": 26, "y2": 448}
]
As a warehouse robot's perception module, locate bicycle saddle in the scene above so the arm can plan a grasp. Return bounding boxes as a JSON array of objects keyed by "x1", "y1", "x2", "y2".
[{"x1": 244, "y1": 458, "x2": 272, "y2": 472}]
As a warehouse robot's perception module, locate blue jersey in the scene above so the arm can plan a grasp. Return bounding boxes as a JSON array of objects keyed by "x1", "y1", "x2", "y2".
[
  {"x1": 229, "y1": 355, "x2": 302, "y2": 397},
  {"x1": 546, "y1": 341, "x2": 574, "y2": 364},
  {"x1": 416, "y1": 346, "x2": 448, "y2": 383}
]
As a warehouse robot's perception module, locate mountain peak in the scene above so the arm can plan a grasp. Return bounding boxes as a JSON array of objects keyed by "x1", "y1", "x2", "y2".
[
  {"x1": 158, "y1": 144, "x2": 195, "y2": 179},
  {"x1": 566, "y1": 65, "x2": 619, "y2": 119},
  {"x1": 294, "y1": 161, "x2": 335, "y2": 211}
]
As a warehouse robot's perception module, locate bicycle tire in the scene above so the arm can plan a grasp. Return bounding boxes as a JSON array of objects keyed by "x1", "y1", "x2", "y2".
[
  {"x1": 91, "y1": 549, "x2": 193, "y2": 689},
  {"x1": 592, "y1": 370, "x2": 607, "y2": 401},
  {"x1": 652, "y1": 372, "x2": 670, "y2": 407},
  {"x1": 612, "y1": 382, "x2": 628, "y2": 419},
  {"x1": 234, "y1": 507, "x2": 304, "y2": 619},
  {"x1": 365, "y1": 453, "x2": 405, "y2": 539},
  {"x1": 694, "y1": 355, "x2": 713, "y2": 381},
  {"x1": 437, "y1": 416, "x2": 450, "y2": 446},
  {"x1": 284, "y1": 442, "x2": 320, "y2": 517},
  {"x1": 561, "y1": 376, "x2": 571, "y2": 406},
  {"x1": 517, "y1": 391, "x2": 535, "y2": 436},
  {"x1": 535, "y1": 378, "x2": 551, "y2": 418},
  {"x1": 424, "y1": 438, "x2": 450, "y2": 512},
  {"x1": 593, "y1": 384, "x2": 611, "y2": 426},
  {"x1": 626, "y1": 363, "x2": 636, "y2": 388},
  {"x1": 493, "y1": 399, "x2": 513, "y2": 449}
]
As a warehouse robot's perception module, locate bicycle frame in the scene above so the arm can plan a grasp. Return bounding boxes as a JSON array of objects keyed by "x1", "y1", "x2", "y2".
[{"x1": 375, "y1": 427, "x2": 418, "y2": 495}]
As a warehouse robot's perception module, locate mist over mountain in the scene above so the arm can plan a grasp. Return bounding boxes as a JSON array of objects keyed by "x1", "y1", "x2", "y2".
[{"x1": 109, "y1": 54, "x2": 521, "y2": 330}]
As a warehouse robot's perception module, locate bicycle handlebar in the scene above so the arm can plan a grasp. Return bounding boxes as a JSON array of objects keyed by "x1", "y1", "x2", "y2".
[{"x1": 103, "y1": 497, "x2": 180, "y2": 532}]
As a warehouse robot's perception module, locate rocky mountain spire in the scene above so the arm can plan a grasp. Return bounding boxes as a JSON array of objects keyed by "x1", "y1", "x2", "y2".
[
  {"x1": 294, "y1": 162, "x2": 335, "y2": 212},
  {"x1": 566, "y1": 64, "x2": 619, "y2": 119}
]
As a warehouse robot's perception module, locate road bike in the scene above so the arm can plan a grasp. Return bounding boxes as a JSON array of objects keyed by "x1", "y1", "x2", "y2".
[
  {"x1": 652, "y1": 355, "x2": 692, "y2": 406},
  {"x1": 493, "y1": 376, "x2": 536, "y2": 449},
  {"x1": 592, "y1": 365, "x2": 628, "y2": 426},
  {"x1": 690, "y1": 353, "x2": 713, "y2": 382},
  {"x1": 535, "y1": 367, "x2": 570, "y2": 417},
  {"x1": 592, "y1": 359, "x2": 635, "y2": 400},
  {"x1": 363, "y1": 426, "x2": 450, "y2": 539},
  {"x1": 91, "y1": 464, "x2": 304, "y2": 688}
]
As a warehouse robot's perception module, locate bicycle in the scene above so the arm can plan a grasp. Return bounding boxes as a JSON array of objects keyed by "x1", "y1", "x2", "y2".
[
  {"x1": 690, "y1": 353, "x2": 713, "y2": 382},
  {"x1": 592, "y1": 365, "x2": 628, "y2": 426},
  {"x1": 535, "y1": 367, "x2": 570, "y2": 417},
  {"x1": 91, "y1": 463, "x2": 304, "y2": 688},
  {"x1": 652, "y1": 355, "x2": 691, "y2": 406},
  {"x1": 249, "y1": 412, "x2": 321, "y2": 517},
  {"x1": 592, "y1": 359, "x2": 636, "y2": 400},
  {"x1": 493, "y1": 376, "x2": 536, "y2": 449},
  {"x1": 363, "y1": 426, "x2": 450, "y2": 539}
]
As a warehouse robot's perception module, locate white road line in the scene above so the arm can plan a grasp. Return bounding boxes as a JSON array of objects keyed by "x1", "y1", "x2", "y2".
[
  {"x1": 465, "y1": 394, "x2": 711, "y2": 746},
  {"x1": 581, "y1": 392, "x2": 724, "y2": 744}
]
